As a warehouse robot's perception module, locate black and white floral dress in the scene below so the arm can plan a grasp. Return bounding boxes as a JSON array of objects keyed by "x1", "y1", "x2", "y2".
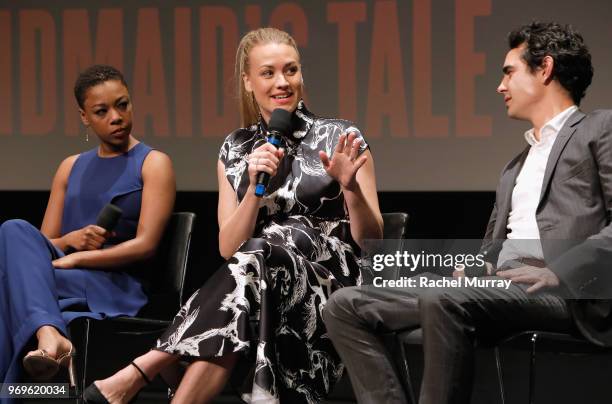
[{"x1": 156, "y1": 102, "x2": 368, "y2": 403}]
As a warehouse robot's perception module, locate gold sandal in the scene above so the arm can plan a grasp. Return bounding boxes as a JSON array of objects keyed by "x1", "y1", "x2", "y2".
[{"x1": 22, "y1": 344, "x2": 74, "y2": 382}]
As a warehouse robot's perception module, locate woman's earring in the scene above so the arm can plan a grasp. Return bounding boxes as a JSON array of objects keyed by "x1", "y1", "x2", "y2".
[{"x1": 84, "y1": 126, "x2": 89, "y2": 142}]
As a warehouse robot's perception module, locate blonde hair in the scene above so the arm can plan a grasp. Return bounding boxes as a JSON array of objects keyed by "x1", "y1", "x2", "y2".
[{"x1": 235, "y1": 27, "x2": 301, "y2": 127}]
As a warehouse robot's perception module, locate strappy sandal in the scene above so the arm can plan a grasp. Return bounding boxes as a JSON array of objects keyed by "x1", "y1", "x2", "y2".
[
  {"x1": 22, "y1": 344, "x2": 74, "y2": 381},
  {"x1": 83, "y1": 361, "x2": 151, "y2": 404}
]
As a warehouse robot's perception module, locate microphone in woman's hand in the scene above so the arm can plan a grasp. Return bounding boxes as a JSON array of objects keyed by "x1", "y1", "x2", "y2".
[
  {"x1": 65, "y1": 204, "x2": 123, "y2": 254},
  {"x1": 96, "y1": 203, "x2": 123, "y2": 231},
  {"x1": 255, "y1": 108, "x2": 293, "y2": 197}
]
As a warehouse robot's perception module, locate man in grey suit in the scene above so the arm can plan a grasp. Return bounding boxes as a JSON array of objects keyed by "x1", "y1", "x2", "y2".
[{"x1": 323, "y1": 22, "x2": 612, "y2": 404}]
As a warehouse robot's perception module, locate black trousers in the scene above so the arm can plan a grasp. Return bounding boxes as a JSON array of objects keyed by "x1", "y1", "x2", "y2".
[{"x1": 322, "y1": 274, "x2": 573, "y2": 404}]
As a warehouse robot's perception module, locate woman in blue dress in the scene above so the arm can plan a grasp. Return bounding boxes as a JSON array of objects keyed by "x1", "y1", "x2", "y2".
[{"x1": 0, "y1": 65, "x2": 175, "y2": 391}]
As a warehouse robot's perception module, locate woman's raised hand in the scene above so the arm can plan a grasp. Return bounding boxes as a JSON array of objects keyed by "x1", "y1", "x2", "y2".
[
  {"x1": 62, "y1": 225, "x2": 111, "y2": 252},
  {"x1": 319, "y1": 132, "x2": 367, "y2": 191},
  {"x1": 247, "y1": 143, "x2": 285, "y2": 187}
]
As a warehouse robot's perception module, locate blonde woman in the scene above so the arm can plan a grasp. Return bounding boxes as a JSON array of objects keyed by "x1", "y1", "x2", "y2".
[{"x1": 85, "y1": 28, "x2": 382, "y2": 404}]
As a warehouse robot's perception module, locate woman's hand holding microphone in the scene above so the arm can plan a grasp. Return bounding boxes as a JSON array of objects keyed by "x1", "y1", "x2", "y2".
[
  {"x1": 248, "y1": 143, "x2": 285, "y2": 189},
  {"x1": 53, "y1": 226, "x2": 114, "y2": 269}
]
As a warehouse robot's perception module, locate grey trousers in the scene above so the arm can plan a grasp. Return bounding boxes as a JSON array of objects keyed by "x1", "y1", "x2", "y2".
[{"x1": 322, "y1": 275, "x2": 573, "y2": 404}]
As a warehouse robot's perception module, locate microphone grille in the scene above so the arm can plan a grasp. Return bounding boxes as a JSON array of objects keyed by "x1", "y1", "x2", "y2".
[
  {"x1": 96, "y1": 203, "x2": 123, "y2": 231},
  {"x1": 269, "y1": 108, "x2": 293, "y2": 135}
]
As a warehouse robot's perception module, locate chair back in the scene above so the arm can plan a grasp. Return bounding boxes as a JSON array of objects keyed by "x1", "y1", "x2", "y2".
[
  {"x1": 382, "y1": 212, "x2": 409, "y2": 239},
  {"x1": 361, "y1": 212, "x2": 409, "y2": 284},
  {"x1": 142, "y1": 212, "x2": 196, "y2": 319}
]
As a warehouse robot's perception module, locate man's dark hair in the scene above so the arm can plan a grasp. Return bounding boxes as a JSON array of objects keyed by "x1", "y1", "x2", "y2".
[
  {"x1": 508, "y1": 22, "x2": 593, "y2": 105},
  {"x1": 73, "y1": 65, "x2": 128, "y2": 109}
]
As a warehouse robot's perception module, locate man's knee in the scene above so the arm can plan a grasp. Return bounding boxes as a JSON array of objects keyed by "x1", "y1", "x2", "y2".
[
  {"x1": 323, "y1": 287, "x2": 361, "y2": 330},
  {"x1": 418, "y1": 288, "x2": 467, "y2": 318}
]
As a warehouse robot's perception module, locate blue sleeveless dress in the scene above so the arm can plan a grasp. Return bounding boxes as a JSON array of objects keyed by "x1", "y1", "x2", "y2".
[{"x1": 0, "y1": 142, "x2": 152, "y2": 389}]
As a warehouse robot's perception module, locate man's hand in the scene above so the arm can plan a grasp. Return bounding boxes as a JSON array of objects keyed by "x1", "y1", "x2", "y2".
[
  {"x1": 452, "y1": 262, "x2": 494, "y2": 278},
  {"x1": 497, "y1": 266, "x2": 560, "y2": 293}
]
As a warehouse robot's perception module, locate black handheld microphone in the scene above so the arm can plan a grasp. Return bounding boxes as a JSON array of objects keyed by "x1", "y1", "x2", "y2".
[
  {"x1": 65, "y1": 203, "x2": 123, "y2": 254},
  {"x1": 254, "y1": 108, "x2": 293, "y2": 197}
]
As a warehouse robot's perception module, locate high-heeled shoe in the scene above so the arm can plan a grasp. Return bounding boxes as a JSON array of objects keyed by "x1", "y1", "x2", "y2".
[
  {"x1": 83, "y1": 361, "x2": 151, "y2": 404},
  {"x1": 22, "y1": 343, "x2": 74, "y2": 381}
]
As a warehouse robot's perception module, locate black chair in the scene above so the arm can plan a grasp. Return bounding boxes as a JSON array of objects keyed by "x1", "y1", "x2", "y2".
[
  {"x1": 357, "y1": 213, "x2": 415, "y2": 401},
  {"x1": 327, "y1": 212, "x2": 410, "y2": 402},
  {"x1": 494, "y1": 330, "x2": 612, "y2": 404},
  {"x1": 393, "y1": 326, "x2": 506, "y2": 403},
  {"x1": 394, "y1": 309, "x2": 612, "y2": 404},
  {"x1": 382, "y1": 212, "x2": 410, "y2": 240},
  {"x1": 68, "y1": 211, "x2": 196, "y2": 400},
  {"x1": 359, "y1": 212, "x2": 410, "y2": 284}
]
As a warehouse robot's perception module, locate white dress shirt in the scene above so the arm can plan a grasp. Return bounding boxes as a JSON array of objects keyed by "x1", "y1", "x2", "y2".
[{"x1": 497, "y1": 105, "x2": 578, "y2": 267}]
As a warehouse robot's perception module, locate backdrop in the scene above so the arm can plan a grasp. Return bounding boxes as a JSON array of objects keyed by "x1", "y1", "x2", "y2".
[{"x1": 1, "y1": 0, "x2": 610, "y2": 191}]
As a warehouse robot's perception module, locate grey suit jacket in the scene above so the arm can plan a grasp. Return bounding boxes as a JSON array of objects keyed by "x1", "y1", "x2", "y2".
[{"x1": 481, "y1": 109, "x2": 612, "y2": 346}]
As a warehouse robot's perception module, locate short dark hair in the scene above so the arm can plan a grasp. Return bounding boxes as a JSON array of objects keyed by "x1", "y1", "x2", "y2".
[
  {"x1": 73, "y1": 65, "x2": 128, "y2": 109},
  {"x1": 508, "y1": 22, "x2": 593, "y2": 105}
]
